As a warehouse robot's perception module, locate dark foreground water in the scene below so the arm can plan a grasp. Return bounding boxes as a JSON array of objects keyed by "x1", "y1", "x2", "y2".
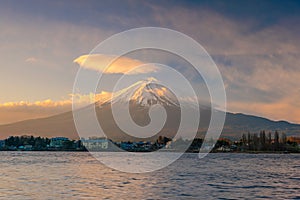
[{"x1": 0, "y1": 152, "x2": 299, "y2": 199}]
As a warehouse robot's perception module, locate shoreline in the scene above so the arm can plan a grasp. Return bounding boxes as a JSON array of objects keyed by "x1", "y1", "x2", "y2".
[{"x1": 0, "y1": 150, "x2": 298, "y2": 154}]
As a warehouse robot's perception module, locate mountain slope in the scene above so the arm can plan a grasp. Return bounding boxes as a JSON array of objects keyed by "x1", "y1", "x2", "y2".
[
  {"x1": 0, "y1": 111, "x2": 78, "y2": 139},
  {"x1": 0, "y1": 79, "x2": 299, "y2": 140}
]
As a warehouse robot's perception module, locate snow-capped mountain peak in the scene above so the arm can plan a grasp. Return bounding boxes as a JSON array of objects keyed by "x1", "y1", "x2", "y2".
[{"x1": 99, "y1": 78, "x2": 179, "y2": 107}]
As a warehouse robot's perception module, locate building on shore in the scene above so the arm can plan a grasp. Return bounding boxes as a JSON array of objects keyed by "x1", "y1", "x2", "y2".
[
  {"x1": 0, "y1": 140, "x2": 5, "y2": 149},
  {"x1": 81, "y1": 137, "x2": 109, "y2": 151},
  {"x1": 50, "y1": 137, "x2": 70, "y2": 148}
]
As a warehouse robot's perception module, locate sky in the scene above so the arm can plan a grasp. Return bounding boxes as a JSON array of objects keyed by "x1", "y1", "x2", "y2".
[{"x1": 0, "y1": 0, "x2": 300, "y2": 124}]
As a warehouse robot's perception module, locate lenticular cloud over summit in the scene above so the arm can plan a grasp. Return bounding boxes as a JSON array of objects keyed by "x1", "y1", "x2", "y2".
[{"x1": 74, "y1": 54, "x2": 159, "y2": 74}]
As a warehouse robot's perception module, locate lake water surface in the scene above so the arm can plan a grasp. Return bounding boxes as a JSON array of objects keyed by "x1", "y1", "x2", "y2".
[{"x1": 0, "y1": 152, "x2": 299, "y2": 199}]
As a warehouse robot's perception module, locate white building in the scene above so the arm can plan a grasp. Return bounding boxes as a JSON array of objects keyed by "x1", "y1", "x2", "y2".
[{"x1": 81, "y1": 138, "x2": 109, "y2": 151}]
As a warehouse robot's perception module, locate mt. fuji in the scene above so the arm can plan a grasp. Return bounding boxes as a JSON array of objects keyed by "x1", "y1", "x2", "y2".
[
  {"x1": 99, "y1": 78, "x2": 180, "y2": 107},
  {"x1": 0, "y1": 79, "x2": 299, "y2": 140}
]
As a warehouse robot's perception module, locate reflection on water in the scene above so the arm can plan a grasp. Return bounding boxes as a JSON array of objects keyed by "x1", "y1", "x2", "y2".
[{"x1": 0, "y1": 152, "x2": 299, "y2": 199}]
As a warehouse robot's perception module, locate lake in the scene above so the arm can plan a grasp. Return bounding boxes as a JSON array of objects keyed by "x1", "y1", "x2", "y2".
[{"x1": 0, "y1": 152, "x2": 299, "y2": 199}]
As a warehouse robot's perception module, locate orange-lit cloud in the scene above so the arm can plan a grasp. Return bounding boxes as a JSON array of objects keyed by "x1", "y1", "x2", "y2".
[
  {"x1": 0, "y1": 100, "x2": 71, "y2": 125},
  {"x1": 74, "y1": 54, "x2": 159, "y2": 74},
  {"x1": 0, "y1": 99, "x2": 71, "y2": 108},
  {"x1": 228, "y1": 97, "x2": 300, "y2": 124},
  {"x1": 0, "y1": 91, "x2": 113, "y2": 124},
  {"x1": 71, "y1": 91, "x2": 112, "y2": 104},
  {"x1": 0, "y1": 91, "x2": 113, "y2": 109},
  {"x1": 1, "y1": 3, "x2": 300, "y2": 125}
]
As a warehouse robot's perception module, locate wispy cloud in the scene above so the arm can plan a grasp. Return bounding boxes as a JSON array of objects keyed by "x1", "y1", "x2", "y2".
[
  {"x1": 228, "y1": 97, "x2": 300, "y2": 124},
  {"x1": 1, "y1": 1, "x2": 300, "y2": 123},
  {"x1": 148, "y1": 6, "x2": 300, "y2": 123},
  {"x1": 71, "y1": 91, "x2": 112, "y2": 105},
  {"x1": 0, "y1": 91, "x2": 113, "y2": 109},
  {"x1": 0, "y1": 92, "x2": 112, "y2": 124},
  {"x1": 0, "y1": 99, "x2": 71, "y2": 108},
  {"x1": 25, "y1": 57, "x2": 38, "y2": 63},
  {"x1": 0, "y1": 99, "x2": 71, "y2": 125}
]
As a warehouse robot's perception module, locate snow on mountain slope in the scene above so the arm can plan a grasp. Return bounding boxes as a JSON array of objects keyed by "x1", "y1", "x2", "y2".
[{"x1": 98, "y1": 78, "x2": 180, "y2": 107}]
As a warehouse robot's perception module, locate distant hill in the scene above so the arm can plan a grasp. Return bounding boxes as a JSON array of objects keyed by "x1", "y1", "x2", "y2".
[{"x1": 222, "y1": 113, "x2": 300, "y2": 139}]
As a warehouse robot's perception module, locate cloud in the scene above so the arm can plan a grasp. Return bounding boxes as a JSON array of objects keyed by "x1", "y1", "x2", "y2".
[
  {"x1": 71, "y1": 91, "x2": 112, "y2": 105},
  {"x1": 25, "y1": 57, "x2": 38, "y2": 63},
  {"x1": 1, "y1": 1, "x2": 300, "y2": 123},
  {"x1": 0, "y1": 99, "x2": 71, "y2": 108},
  {"x1": 148, "y1": 6, "x2": 300, "y2": 123},
  {"x1": 0, "y1": 91, "x2": 114, "y2": 109},
  {"x1": 0, "y1": 99, "x2": 72, "y2": 125},
  {"x1": 228, "y1": 97, "x2": 300, "y2": 124},
  {"x1": 0, "y1": 91, "x2": 112, "y2": 124},
  {"x1": 74, "y1": 54, "x2": 159, "y2": 74},
  {"x1": 0, "y1": 9, "x2": 113, "y2": 104}
]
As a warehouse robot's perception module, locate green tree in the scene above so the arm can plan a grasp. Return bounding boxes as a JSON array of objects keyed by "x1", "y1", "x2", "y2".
[
  {"x1": 259, "y1": 130, "x2": 266, "y2": 150},
  {"x1": 274, "y1": 131, "x2": 280, "y2": 151}
]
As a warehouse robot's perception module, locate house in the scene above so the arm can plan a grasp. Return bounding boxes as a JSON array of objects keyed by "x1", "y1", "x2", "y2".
[
  {"x1": 133, "y1": 141, "x2": 152, "y2": 151},
  {"x1": 18, "y1": 145, "x2": 33, "y2": 151},
  {"x1": 216, "y1": 146, "x2": 231, "y2": 152},
  {"x1": 81, "y1": 137, "x2": 109, "y2": 151},
  {"x1": 50, "y1": 137, "x2": 70, "y2": 148},
  {"x1": 0, "y1": 140, "x2": 5, "y2": 149},
  {"x1": 165, "y1": 141, "x2": 173, "y2": 149},
  {"x1": 18, "y1": 146, "x2": 25, "y2": 150},
  {"x1": 120, "y1": 142, "x2": 133, "y2": 151},
  {"x1": 24, "y1": 145, "x2": 33, "y2": 151}
]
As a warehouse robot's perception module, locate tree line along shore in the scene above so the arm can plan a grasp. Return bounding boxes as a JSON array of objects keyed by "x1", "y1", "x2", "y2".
[{"x1": 0, "y1": 131, "x2": 299, "y2": 153}]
